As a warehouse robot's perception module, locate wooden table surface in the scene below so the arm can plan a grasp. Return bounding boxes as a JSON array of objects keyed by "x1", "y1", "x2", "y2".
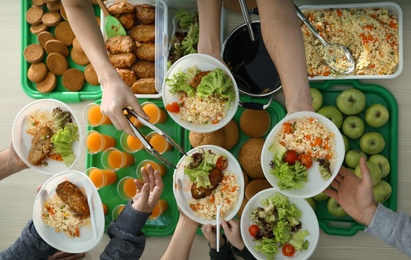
[{"x1": 1, "y1": 0, "x2": 410, "y2": 259}]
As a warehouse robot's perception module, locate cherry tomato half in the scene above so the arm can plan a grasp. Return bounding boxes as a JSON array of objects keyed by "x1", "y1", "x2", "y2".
[
  {"x1": 216, "y1": 156, "x2": 228, "y2": 170},
  {"x1": 282, "y1": 244, "x2": 296, "y2": 257},
  {"x1": 248, "y1": 224, "x2": 260, "y2": 238},
  {"x1": 165, "y1": 102, "x2": 180, "y2": 113},
  {"x1": 284, "y1": 150, "x2": 298, "y2": 165}
]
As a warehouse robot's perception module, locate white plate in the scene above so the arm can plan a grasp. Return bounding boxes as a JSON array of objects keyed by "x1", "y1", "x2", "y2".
[
  {"x1": 162, "y1": 53, "x2": 239, "y2": 133},
  {"x1": 11, "y1": 99, "x2": 82, "y2": 175},
  {"x1": 240, "y1": 188, "x2": 319, "y2": 260},
  {"x1": 261, "y1": 111, "x2": 344, "y2": 198},
  {"x1": 173, "y1": 145, "x2": 244, "y2": 225},
  {"x1": 33, "y1": 170, "x2": 105, "y2": 253}
]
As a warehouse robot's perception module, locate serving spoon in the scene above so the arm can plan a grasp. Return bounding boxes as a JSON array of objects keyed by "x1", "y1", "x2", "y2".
[
  {"x1": 95, "y1": 0, "x2": 127, "y2": 38},
  {"x1": 295, "y1": 6, "x2": 355, "y2": 75}
]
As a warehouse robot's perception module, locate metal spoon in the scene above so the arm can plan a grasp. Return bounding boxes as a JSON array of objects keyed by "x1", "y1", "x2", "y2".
[
  {"x1": 295, "y1": 6, "x2": 355, "y2": 75},
  {"x1": 239, "y1": 0, "x2": 255, "y2": 41}
]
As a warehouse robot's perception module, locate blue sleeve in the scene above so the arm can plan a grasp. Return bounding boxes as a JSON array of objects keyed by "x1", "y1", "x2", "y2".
[
  {"x1": 365, "y1": 203, "x2": 411, "y2": 256},
  {"x1": 0, "y1": 220, "x2": 58, "y2": 259},
  {"x1": 100, "y1": 201, "x2": 151, "y2": 260}
]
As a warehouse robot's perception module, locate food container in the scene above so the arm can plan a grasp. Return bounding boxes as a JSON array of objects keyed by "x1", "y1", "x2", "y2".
[
  {"x1": 101, "y1": 0, "x2": 168, "y2": 99},
  {"x1": 299, "y1": 2, "x2": 403, "y2": 80}
]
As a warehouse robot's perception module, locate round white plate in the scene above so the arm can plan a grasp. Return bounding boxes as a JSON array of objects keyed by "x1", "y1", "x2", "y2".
[
  {"x1": 12, "y1": 99, "x2": 82, "y2": 175},
  {"x1": 162, "y1": 53, "x2": 239, "y2": 133},
  {"x1": 33, "y1": 170, "x2": 105, "y2": 253},
  {"x1": 173, "y1": 145, "x2": 244, "y2": 225},
  {"x1": 240, "y1": 188, "x2": 319, "y2": 260},
  {"x1": 261, "y1": 111, "x2": 344, "y2": 198}
]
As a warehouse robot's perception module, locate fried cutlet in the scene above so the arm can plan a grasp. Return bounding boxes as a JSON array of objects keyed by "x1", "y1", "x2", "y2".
[
  {"x1": 56, "y1": 181, "x2": 90, "y2": 219},
  {"x1": 28, "y1": 126, "x2": 53, "y2": 166},
  {"x1": 191, "y1": 167, "x2": 223, "y2": 199}
]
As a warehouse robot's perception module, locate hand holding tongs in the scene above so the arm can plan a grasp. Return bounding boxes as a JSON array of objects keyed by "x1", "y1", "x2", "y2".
[{"x1": 123, "y1": 107, "x2": 186, "y2": 169}]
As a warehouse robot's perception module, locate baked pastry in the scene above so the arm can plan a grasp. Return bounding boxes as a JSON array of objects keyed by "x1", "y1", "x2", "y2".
[
  {"x1": 37, "y1": 31, "x2": 55, "y2": 48},
  {"x1": 71, "y1": 47, "x2": 90, "y2": 66},
  {"x1": 46, "y1": 1, "x2": 61, "y2": 12},
  {"x1": 32, "y1": 0, "x2": 46, "y2": 7},
  {"x1": 44, "y1": 39, "x2": 69, "y2": 57},
  {"x1": 30, "y1": 23, "x2": 49, "y2": 35},
  {"x1": 240, "y1": 109, "x2": 271, "y2": 137},
  {"x1": 131, "y1": 60, "x2": 155, "y2": 78},
  {"x1": 222, "y1": 120, "x2": 239, "y2": 150},
  {"x1": 24, "y1": 44, "x2": 45, "y2": 63},
  {"x1": 62, "y1": 68, "x2": 85, "y2": 91},
  {"x1": 28, "y1": 62, "x2": 48, "y2": 83},
  {"x1": 26, "y1": 6, "x2": 44, "y2": 25},
  {"x1": 84, "y1": 64, "x2": 99, "y2": 86},
  {"x1": 245, "y1": 179, "x2": 271, "y2": 200},
  {"x1": 189, "y1": 129, "x2": 225, "y2": 148},
  {"x1": 238, "y1": 138, "x2": 265, "y2": 178},
  {"x1": 54, "y1": 21, "x2": 75, "y2": 46},
  {"x1": 42, "y1": 11, "x2": 62, "y2": 27},
  {"x1": 36, "y1": 71, "x2": 57, "y2": 93},
  {"x1": 60, "y1": 5, "x2": 68, "y2": 21},
  {"x1": 46, "y1": 52, "x2": 68, "y2": 75}
]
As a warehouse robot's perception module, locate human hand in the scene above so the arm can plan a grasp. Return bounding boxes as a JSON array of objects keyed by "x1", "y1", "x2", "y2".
[
  {"x1": 323, "y1": 157, "x2": 378, "y2": 225},
  {"x1": 201, "y1": 224, "x2": 223, "y2": 249},
  {"x1": 48, "y1": 251, "x2": 85, "y2": 260},
  {"x1": 221, "y1": 218, "x2": 245, "y2": 250},
  {"x1": 132, "y1": 164, "x2": 163, "y2": 213}
]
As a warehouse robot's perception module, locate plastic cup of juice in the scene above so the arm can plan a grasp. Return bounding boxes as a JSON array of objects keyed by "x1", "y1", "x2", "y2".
[
  {"x1": 141, "y1": 102, "x2": 167, "y2": 124},
  {"x1": 120, "y1": 132, "x2": 143, "y2": 153},
  {"x1": 101, "y1": 147, "x2": 135, "y2": 171},
  {"x1": 149, "y1": 199, "x2": 168, "y2": 220},
  {"x1": 136, "y1": 159, "x2": 166, "y2": 179},
  {"x1": 83, "y1": 103, "x2": 112, "y2": 126},
  {"x1": 83, "y1": 130, "x2": 116, "y2": 154},
  {"x1": 117, "y1": 176, "x2": 137, "y2": 201},
  {"x1": 112, "y1": 204, "x2": 125, "y2": 220},
  {"x1": 145, "y1": 132, "x2": 172, "y2": 154},
  {"x1": 86, "y1": 167, "x2": 117, "y2": 189}
]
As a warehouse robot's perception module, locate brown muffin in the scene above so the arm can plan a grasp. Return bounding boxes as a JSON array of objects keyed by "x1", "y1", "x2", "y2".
[
  {"x1": 44, "y1": 39, "x2": 69, "y2": 57},
  {"x1": 26, "y1": 6, "x2": 44, "y2": 25},
  {"x1": 84, "y1": 64, "x2": 99, "y2": 86},
  {"x1": 30, "y1": 23, "x2": 49, "y2": 35},
  {"x1": 131, "y1": 60, "x2": 155, "y2": 78},
  {"x1": 46, "y1": 52, "x2": 68, "y2": 75},
  {"x1": 55, "y1": 21, "x2": 75, "y2": 46},
  {"x1": 189, "y1": 129, "x2": 225, "y2": 148},
  {"x1": 36, "y1": 72, "x2": 57, "y2": 93},
  {"x1": 42, "y1": 11, "x2": 62, "y2": 27},
  {"x1": 28, "y1": 62, "x2": 48, "y2": 83},
  {"x1": 62, "y1": 68, "x2": 85, "y2": 91},
  {"x1": 71, "y1": 48, "x2": 90, "y2": 66},
  {"x1": 222, "y1": 120, "x2": 239, "y2": 150},
  {"x1": 245, "y1": 179, "x2": 272, "y2": 200},
  {"x1": 238, "y1": 138, "x2": 265, "y2": 179},
  {"x1": 37, "y1": 31, "x2": 54, "y2": 48},
  {"x1": 240, "y1": 109, "x2": 271, "y2": 137},
  {"x1": 24, "y1": 44, "x2": 45, "y2": 63}
]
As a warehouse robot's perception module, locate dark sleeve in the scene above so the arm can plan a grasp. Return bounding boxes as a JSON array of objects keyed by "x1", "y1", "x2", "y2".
[
  {"x1": 232, "y1": 244, "x2": 257, "y2": 260},
  {"x1": 0, "y1": 220, "x2": 58, "y2": 259},
  {"x1": 100, "y1": 201, "x2": 151, "y2": 260},
  {"x1": 208, "y1": 235, "x2": 236, "y2": 260}
]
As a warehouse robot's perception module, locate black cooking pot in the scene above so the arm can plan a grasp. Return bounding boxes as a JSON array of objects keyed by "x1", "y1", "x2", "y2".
[{"x1": 222, "y1": 21, "x2": 282, "y2": 110}]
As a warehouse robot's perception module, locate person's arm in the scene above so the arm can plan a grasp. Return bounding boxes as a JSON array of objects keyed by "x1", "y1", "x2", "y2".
[
  {"x1": 161, "y1": 213, "x2": 199, "y2": 260},
  {"x1": 0, "y1": 141, "x2": 28, "y2": 180},
  {"x1": 257, "y1": 0, "x2": 313, "y2": 113},
  {"x1": 221, "y1": 219, "x2": 256, "y2": 260},
  {"x1": 60, "y1": 0, "x2": 147, "y2": 136}
]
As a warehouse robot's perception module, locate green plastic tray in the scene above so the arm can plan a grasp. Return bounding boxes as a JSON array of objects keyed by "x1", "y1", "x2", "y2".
[
  {"x1": 86, "y1": 99, "x2": 181, "y2": 236},
  {"x1": 21, "y1": 0, "x2": 102, "y2": 102},
  {"x1": 309, "y1": 79, "x2": 398, "y2": 236}
]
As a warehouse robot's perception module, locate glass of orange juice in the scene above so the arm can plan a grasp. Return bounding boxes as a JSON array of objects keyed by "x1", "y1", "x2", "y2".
[
  {"x1": 145, "y1": 132, "x2": 172, "y2": 154},
  {"x1": 141, "y1": 102, "x2": 167, "y2": 124},
  {"x1": 136, "y1": 159, "x2": 166, "y2": 179},
  {"x1": 86, "y1": 167, "x2": 117, "y2": 189},
  {"x1": 117, "y1": 176, "x2": 137, "y2": 201},
  {"x1": 83, "y1": 130, "x2": 116, "y2": 154},
  {"x1": 120, "y1": 132, "x2": 143, "y2": 153},
  {"x1": 101, "y1": 147, "x2": 135, "y2": 171},
  {"x1": 112, "y1": 204, "x2": 125, "y2": 220},
  {"x1": 148, "y1": 199, "x2": 168, "y2": 220},
  {"x1": 83, "y1": 103, "x2": 112, "y2": 126}
]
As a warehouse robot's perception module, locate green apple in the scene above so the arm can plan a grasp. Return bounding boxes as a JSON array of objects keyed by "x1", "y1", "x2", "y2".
[
  {"x1": 342, "y1": 134, "x2": 349, "y2": 153},
  {"x1": 354, "y1": 161, "x2": 382, "y2": 186},
  {"x1": 336, "y1": 88, "x2": 366, "y2": 115},
  {"x1": 359, "y1": 132, "x2": 386, "y2": 155},
  {"x1": 327, "y1": 197, "x2": 347, "y2": 217},
  {"x1": 310, "y1": 87, "x2": 323, "y2": 111},
  {"x1": 369, "y1": 154, "x2": 390, "y2": 178},
  {"x1": 365, "y1": 104, "x2": 389, "y2": 128},
  {"x1": 342, "y1": 116, "x2": 365, "y2": 139},
  {"x1": 317, "y1": 105, "x2": 344, "y2": 129},
  {"x1": 373, "y1": 180, "x2": 392, "y2": 204},
  {"x1": 345, "y1": 150, "x2": 367, "y2": 169},
  {"x1": 313, "y1": 192, "x2": 329, "y2": 202},
  {"x1": 305, "y1": 197, "x2": 316, "y2": 211}
]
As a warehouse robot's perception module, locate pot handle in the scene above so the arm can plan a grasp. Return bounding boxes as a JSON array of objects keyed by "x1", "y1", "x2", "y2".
[{"x1": 239, "y1": 94, "x2": 273, "y2": 110}]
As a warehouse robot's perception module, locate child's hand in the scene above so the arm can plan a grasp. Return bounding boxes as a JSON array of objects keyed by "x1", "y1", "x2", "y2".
[
  {"x1": 201, "y1": 224, "x2": 224, "y2": 249},
  {"x1": 221, "y1": 219, "x2": 245, "y2": 251}
]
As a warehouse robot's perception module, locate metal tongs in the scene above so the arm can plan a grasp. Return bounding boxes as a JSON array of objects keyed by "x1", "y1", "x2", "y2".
[{"x1": 123, "y1": 107, "x2": 187, "y2": 169}]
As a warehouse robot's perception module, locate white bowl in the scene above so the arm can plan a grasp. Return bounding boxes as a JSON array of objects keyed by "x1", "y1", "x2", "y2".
[
  {"x1": 261, "y1": 111, "x2": 344, "y2": 198},
  {"x1": 241, "y1": 188, "x2": 319, "y2": 260},
  {"x1": 12, "y1": 99, "x2": 82, "y2": 175},
  {"x1": 33, "y1": 170, "x2": 105, "y2": 253},
  {"x1": 173, "y1": 145, "x2": 244, "y2": 225},
  {"x1": 162, "y1": 53, "x2": 239, "y2": 133}
]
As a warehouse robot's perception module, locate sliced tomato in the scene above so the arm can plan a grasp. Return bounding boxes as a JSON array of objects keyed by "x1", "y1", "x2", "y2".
[
  {"x1": 283, "y1": 150, "x2": 298, "y2": 165},
  {"x1": 248, "y1": 224, "x2": 260, "y2": 237},
  {"x1": 165, "y1": 102, "x2": 180, "y2": 113},
  {"x1": 216, "y1": 156, "x2": 228, "y2": 170},
  {"x1": 282, "y1": 244, "x2": 296, "y2": 257},
  {"x1": 298, "y1": 153, "x2": 313, "y2": 169}
]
